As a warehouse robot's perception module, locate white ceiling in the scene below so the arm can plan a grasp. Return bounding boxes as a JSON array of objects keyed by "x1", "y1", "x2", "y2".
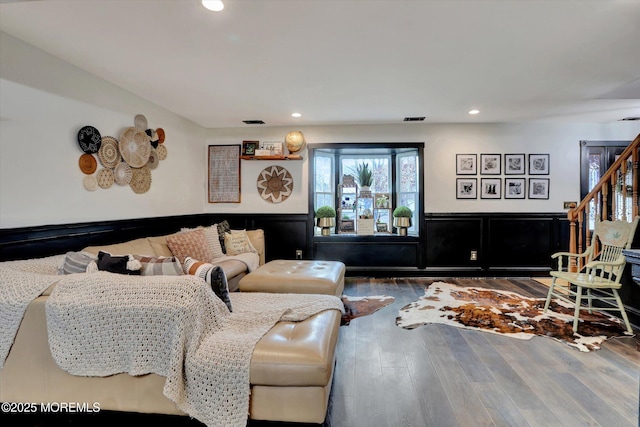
[{"x1": 1, "y1": 0, "x2": 639, "y2": 128}]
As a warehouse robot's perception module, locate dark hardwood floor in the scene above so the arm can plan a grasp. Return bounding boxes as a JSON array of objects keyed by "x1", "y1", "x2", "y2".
[{"x1": 4, "y1": 277, "x2": 639, "y2": 427}]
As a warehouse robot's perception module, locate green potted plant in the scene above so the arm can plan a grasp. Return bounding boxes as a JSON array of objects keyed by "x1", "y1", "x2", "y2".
[
  {"x1": 355, "y1": 162, "x2": 373, "y2": 192},
  {"x1": 315, "y1": 205, "x2": 336, "y2": 236},
  {"x1": 392, "y1": 206, "x2": 412, "y2": 236}
]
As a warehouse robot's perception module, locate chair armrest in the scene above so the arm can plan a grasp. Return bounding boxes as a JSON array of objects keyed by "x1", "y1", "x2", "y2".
[
  {"x1": 585, "y1": 258, "x2": 625, "y2": 269},
  {"x1": 551, "y1": 251, "x2": 588, "y2": 260}
]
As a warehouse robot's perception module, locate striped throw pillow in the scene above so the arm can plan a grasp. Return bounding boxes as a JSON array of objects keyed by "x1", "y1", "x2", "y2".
[{"x1": 133, "y1": 255, "x2": 183, "y2": 276}]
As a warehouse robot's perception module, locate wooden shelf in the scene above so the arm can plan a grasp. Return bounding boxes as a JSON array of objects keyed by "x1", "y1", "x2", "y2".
[{"x1": 240, "y1": 155, "x2": 302, "y2": 160}]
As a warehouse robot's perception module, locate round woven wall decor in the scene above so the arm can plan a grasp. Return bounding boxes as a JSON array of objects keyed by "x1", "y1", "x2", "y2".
[
  {"x1": 129, "y1": 165, "x2": 152, "y2": 194},
  {"x1": 98, "y1": 136, "x2": 120, "y2": 168},
  {"x1": 97, "y1": 168, "x2": 115, "y2": 189},
  {"x1": 79, "y1": 153, "x2": 97, "y2": 175},
  {"x1": 256, "y1": 165, "x2": 293, "y2": 203},
  {"x1": 114, "y1": 162, "x2": 132, "y2": 185},
  {"x1": 119, "y1": 126, "x2": 151, "y2": 168}
]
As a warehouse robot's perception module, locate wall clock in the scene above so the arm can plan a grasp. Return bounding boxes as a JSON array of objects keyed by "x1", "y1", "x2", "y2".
[{"x1": 257, "y1": 165, "x2": 293, "y2": 203}]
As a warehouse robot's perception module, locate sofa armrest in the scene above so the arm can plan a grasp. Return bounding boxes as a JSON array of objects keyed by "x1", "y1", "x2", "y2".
[{"x1": 246, "y1": 229, "x2": 265, "y2": 265}]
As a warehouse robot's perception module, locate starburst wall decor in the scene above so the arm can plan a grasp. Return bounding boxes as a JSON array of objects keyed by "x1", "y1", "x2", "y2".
[{"x1": 256, "y1": 165, "x2": 293, "y2": 203}]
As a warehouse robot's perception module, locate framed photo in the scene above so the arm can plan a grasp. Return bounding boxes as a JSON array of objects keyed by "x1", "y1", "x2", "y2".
[
  {"x1": 456, "y1": 178, "x2": 477, "y2": 199},
  {"x1": 259, "y1": 141, "x2": 284, "y2": 155},
  {"x1": 529, "y1": 178, "x2": 550, "y2": 199},
  {"x1": 208, "y1": 145, "x2": 241, "y2": 203},
  {"x1": 480, "y1": 178, "x2": 501, "y2": 199},
  {"x1": 456, "y1": 154, "x2": 477, "y2": 175},
  {"x1": 242, "y1": 140, "x2": 258, "y2": 156},
  {"x1": 504, "y1": 178, "x2": 525, "y2": 199},
  {"x1": 529, "y1": 154, "x2": 549, "y2": 175},
  {"x1": 480, "y1": 154, "x2": 501, "y2": 175},
  {"x1": 504, "y1": 153, "x2": 525, "y2": 175}
]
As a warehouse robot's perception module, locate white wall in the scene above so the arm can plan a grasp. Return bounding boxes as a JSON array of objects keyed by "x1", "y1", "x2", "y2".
[
  {"x1": 0, "y1": 32, "x2": 207, "y2": 228},
  {"x1": 207, "y1": 122, "x2": 640, "y2": 214},
  {"x1": 2, "y1": 31, "x2": 639, "y2": 229}
]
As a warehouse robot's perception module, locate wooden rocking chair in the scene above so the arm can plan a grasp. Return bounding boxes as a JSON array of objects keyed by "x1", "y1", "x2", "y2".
[{"x1": 543, "y1": 216, "x2": 640, "y2": 334}]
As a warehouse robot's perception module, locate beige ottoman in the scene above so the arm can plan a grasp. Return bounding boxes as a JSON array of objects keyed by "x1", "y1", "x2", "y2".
[{"x1": 239, "y1": 259, "x2": 345, "y2": 297}]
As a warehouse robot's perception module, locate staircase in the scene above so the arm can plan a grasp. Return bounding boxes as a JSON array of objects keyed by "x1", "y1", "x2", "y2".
[{"x1": 567, "y1": 133, "x2": 640, "y2": 271}]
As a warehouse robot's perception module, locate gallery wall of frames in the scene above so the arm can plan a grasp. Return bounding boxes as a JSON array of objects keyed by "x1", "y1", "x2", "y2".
[{"x1": 455, "y1": 153, "x2": 549, "y2": 200}]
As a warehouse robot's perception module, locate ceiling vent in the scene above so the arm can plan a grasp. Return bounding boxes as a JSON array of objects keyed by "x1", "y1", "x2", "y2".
[
  {"x1": 403, "y1": 116, "x2": 425, "y2": 122},
  {"x1": 243, "y1": 120, "x2": 265, "y2": 125},
  {"x1": 619, "y1": 117, "x2": 640, "y2": 121}
]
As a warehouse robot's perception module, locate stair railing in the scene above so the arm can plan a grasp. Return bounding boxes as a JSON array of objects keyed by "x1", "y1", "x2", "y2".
[{"x1": 566, "y1": 133, "x2": 640, "y2": 271}]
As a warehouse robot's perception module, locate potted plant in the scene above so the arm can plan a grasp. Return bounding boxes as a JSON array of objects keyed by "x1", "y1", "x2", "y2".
[
  {"x1": 315, "y1": 205, "x2": 336, "y2": 236},
  {"x1": 392, "y1": 206, "x2": 412, "y2": 236},
  {"x1": 355, "y1": 162, "x2": 373, "y2": 195}
]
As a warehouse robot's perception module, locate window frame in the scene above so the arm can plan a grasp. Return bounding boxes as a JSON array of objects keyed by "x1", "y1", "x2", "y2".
[{"x1": 308, "y1": 142, "x2": 424, "y2": 238}]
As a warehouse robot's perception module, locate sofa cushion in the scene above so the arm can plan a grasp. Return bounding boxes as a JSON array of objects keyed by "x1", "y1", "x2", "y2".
[
  {"x1": 147, "y1": 234, "x2": 174, "y2": 257},
  {"x1": 183, "y1": 257, "x2": 232, "y2": 311},
  {"x1": 166, "y1": 228, "x2": 214, "y2": 264},
  {"x1": 182, "y1": 225, "x2": 225, "y2": 261},
  {"x1": 133, "y1": 255, "x2": 183, "y2": 276},
  {"x1": 83, "y1": 238, "x2": 155, "y2": 257}
]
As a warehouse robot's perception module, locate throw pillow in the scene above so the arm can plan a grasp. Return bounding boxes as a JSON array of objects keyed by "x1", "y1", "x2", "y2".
[
  {"x1": 166, "y1": 228, "x2": 215, "y2": 264},
  {"x1": 205, "y1": 226, "x2": 225, "y2": 260},
  {"x1": 183, "y1": 257, "x2": 232, "y2": 312},
  {"x1": 224, "y1": 230, "x2": 258, "y2": 255},
  {"x1": 97, "y1": 251, "x2": 142, "y2": 275},
  {"x1": 133, "y1": 255, "x2": 183, "y2": 276},
  {"x1": 217, "y1": 220, "x2": 231, "y2": 253},
  {"x1": 58, "y1": 251, "x2": 97, "y2": 274},
  {"x1": 181, "y1": 225, "x2": 225, "y2": 261}
]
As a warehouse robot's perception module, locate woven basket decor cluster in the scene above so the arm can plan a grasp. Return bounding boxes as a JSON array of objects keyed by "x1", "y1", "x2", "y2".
[{"x1": 77, "y1": 114, "x2": 167, "y2": 193}]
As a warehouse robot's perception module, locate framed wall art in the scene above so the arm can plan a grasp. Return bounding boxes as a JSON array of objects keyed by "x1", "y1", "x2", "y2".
[
  {"x1": 456, "y1": 178, "x2": 477, "y2": 199},
  {"x1": 480, "y1": 178, "x2": 501, "y2": 199},
  {"x1": 529, "y1": 154, "x2": 549, "y2": 175},
  {"x1": 480, "y1": 153, "x2": 501, "y2": 175},
  {"x1": 208, "y1": 145, "x2": 241, "y2": 203},
  {"x1": 242, "y1": 140, "x2": 258, "y2": 156},
  {"x1": 504, "y1": 153, "x2": 525, "y2": 175},
  {"x1": 504, "y1": 178, "x2": 525, "y2": 199},
  {"x1": 456, "y1": 154, "x2": 477, "y2": 175},
  {"x1": 528, "y1": 178, "x2": 549, "y2": 199}
]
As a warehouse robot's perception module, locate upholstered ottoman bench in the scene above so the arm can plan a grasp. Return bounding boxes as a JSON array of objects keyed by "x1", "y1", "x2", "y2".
[{"x1": 239, "y1": 259, "x2": 345, "y2": 297}]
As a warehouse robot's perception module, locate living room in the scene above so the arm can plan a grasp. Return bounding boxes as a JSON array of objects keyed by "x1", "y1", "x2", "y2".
[{"x1": 1, "y1": 1, "x2": 639, "y2": 426}]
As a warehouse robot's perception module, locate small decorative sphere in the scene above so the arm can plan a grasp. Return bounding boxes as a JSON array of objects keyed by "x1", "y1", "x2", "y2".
[{"x1": 285, "y1": 131, "x2": 306, "y2": 153}]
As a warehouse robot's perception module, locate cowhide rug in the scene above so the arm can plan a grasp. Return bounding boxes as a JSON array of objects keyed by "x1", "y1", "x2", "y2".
[
  {"x1": 395, "y1": 281, "x2": 631, "y2": 352},
  {"x1": 341, "y1": 295, "x2": 394, "y2": 325}
]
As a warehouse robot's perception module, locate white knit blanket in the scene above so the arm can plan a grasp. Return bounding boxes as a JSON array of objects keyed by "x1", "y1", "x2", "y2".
[
  {"x1": 0, "y1": 255, "x2": 63, "y2": 367},
  {"x1": 45, "y1": 272, "x2": 344, "y2": 427}
]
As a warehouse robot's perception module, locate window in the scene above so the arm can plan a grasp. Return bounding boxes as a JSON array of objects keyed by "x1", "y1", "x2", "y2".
[{"x1": 309, "y1": 143, "x2": 423, "y2": 236}]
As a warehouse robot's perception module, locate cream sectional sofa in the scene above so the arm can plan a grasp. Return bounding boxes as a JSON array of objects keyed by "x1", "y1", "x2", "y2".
[
  {"x1": 0, "y1": 229, "x2": 342, "y2": 425},
  {"x1": 81, "y1": 228, "x2": 266, "y2": 291}
]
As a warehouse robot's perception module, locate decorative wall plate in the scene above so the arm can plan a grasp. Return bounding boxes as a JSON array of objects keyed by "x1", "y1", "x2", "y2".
[
  {"x1": 134, "y1": 114, "x2": 148, "y2": 130},
  {"x1": 97, "y1": 168, "x2": 115, "y2": 189},
  {"x1": 83, "y1": 174, "x2": 97, "y2": 191},
  {"x1": 129, "y1": 165, "x2": 152, "y2": 194},
  {"x1": 98, "y1": 136, "x2": 120, "y2": 168},
  {"x1": 114, "y1": 162, "x2": 132, "y2": 185},
  {"x1": 147, "y1": 148, "x2": 159, "y2": 169},
  {"x1": 156, "y1": 144, "x2": 168, "y2": 160},
  {"x1": 119, "y1": 126, "x2": 151, "y2": 168},
  {"x1": 256, "y1": 165, "x2": 293, "y2": 203},
  {"x1": 79, "y1": 153, "x2": 97, "y2": 174},
  {"x1": 77, "y1": 125, "x2": 102, "y2": 154}
]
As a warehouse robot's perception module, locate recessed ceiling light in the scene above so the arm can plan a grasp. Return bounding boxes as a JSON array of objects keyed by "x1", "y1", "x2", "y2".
[
  {"x1": 202, "y1": 0, "x2": 224, "y2": 12},
  {"x1": 291, "y1": 112, "x2": 302, "y2": 118},
  {"x1": 469, "y1": 109, "x2": 480, "y2": 115}
]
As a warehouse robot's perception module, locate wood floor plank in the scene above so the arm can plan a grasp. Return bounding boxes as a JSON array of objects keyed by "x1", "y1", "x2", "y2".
[
  {"x1": 470, "y1": 382, "x2": 532, "y2": 427},
  {"x1": 381, "y1": 367, "x2": 430, "y2": 427},
  {"x1": 420, "y1": 325, "x2": 496, "y2": 426}
]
